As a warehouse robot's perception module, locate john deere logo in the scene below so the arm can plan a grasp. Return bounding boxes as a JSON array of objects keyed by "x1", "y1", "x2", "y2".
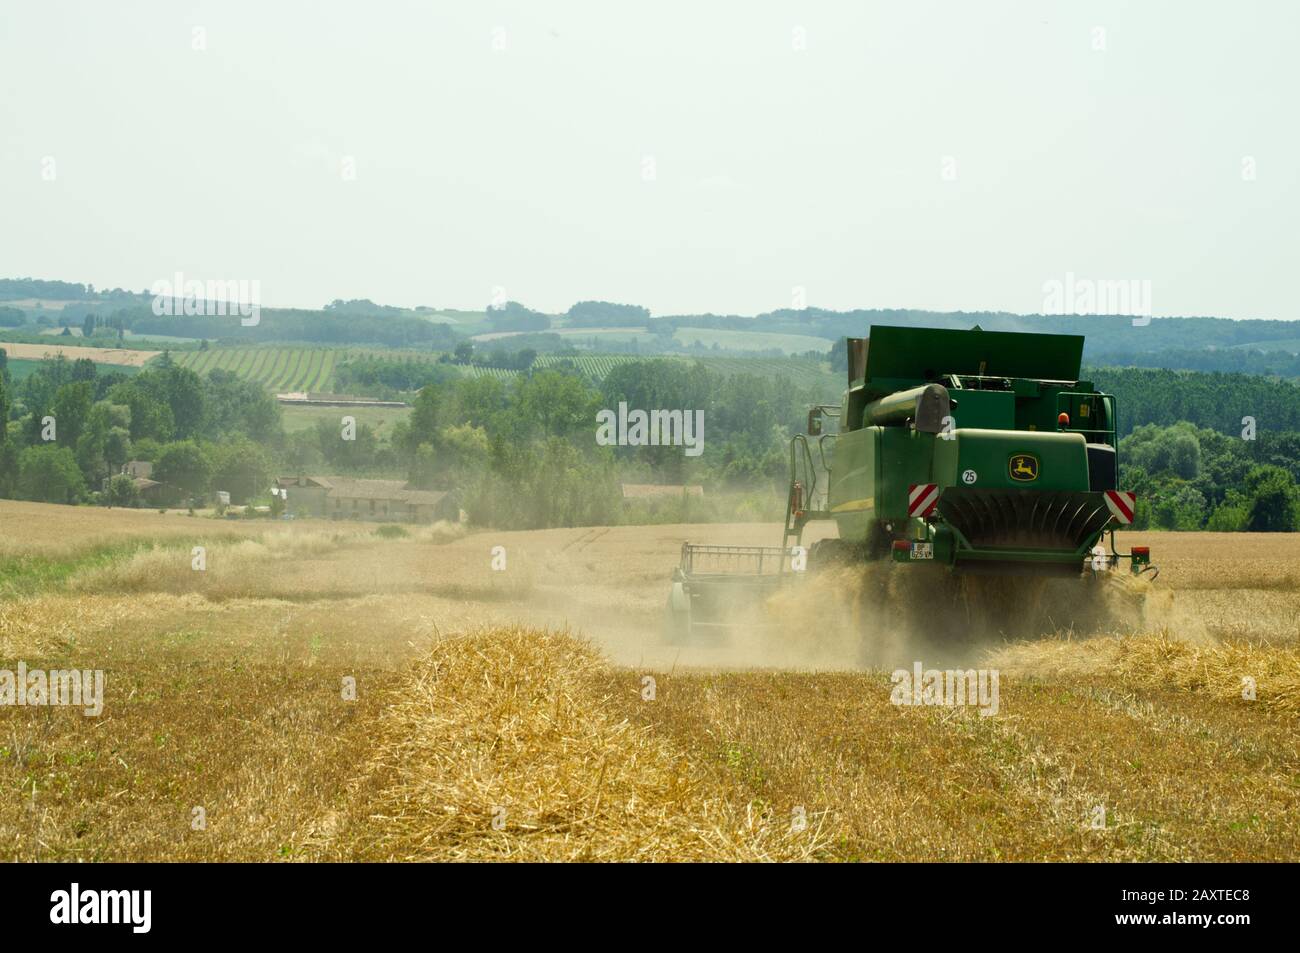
[{"x1": 1009, "y1": 453, "x2": 1039, "y2": 482}]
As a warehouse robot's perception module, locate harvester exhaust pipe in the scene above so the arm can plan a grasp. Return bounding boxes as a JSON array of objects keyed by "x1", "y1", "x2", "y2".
[{"x1": 864, "y1": 383, "x2": 952, "y2": 433}]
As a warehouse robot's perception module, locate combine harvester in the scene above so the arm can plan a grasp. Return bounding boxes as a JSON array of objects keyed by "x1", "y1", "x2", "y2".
[{"x1": 666, "y1": 325, "x2": 1157, "y2": 641}]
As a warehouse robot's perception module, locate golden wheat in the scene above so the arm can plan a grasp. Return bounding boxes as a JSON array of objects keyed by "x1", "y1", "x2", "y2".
[
  {"x1": 3, "y1": 498, "x2": 1299, "y2": 861},
  {"x1": 316, "y1": 626, "x2": 824, "y2": 861}
]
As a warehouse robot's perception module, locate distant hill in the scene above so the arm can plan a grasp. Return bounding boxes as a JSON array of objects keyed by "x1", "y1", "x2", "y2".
[{"x1": 7, "y1": 277, "x2": 1300, "y2": 374}]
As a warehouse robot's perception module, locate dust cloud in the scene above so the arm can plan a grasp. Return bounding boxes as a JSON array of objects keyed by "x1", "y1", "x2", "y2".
[
  {"x1": 404, "y1": 524, "x2": 1192, "y2": 673},
  {"x1": 550, "y1": 562, "x2": 1177, "y2": 672}
]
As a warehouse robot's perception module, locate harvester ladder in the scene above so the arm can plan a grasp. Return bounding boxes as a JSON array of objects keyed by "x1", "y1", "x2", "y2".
[{"x1": 783, "y1": 431, "x2": 835, "y2": 553}]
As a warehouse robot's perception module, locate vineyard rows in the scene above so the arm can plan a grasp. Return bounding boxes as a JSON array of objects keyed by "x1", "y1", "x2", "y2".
[{"x1": 173, "y1": 347, "x2": 342, "y2": 392}]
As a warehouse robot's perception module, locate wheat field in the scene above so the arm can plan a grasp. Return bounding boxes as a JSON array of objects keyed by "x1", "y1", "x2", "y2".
[{"x1": 0, "y1": 501, "x2": 1296, "y2": 861}]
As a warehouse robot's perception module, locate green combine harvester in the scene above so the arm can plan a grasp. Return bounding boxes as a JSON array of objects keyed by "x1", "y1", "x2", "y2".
[{"x1": 666, "y1": 324, "x2": 1156, "y2": 641}]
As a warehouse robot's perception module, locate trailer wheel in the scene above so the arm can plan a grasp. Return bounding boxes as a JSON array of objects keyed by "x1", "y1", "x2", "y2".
[{"x1": 662, "y1": 580, "x2": 692, "y2": 644}]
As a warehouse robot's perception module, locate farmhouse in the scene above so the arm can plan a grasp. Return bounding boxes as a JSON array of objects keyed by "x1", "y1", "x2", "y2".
[
  {"x1": 276, "y1": 476, "x2": 458, "y2": 523},
  {"x1": 103, "y1": 461, "x2": 179, "y2": 505}
]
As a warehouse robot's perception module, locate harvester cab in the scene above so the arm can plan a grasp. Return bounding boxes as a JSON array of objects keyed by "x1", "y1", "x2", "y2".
[{"x1": 665, "y1": 324, "x2": 1156, "y2": 643}]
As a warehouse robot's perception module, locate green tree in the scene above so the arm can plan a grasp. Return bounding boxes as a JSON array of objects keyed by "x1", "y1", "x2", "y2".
[
  {"x1": 514, "y1": 370, "x2": 599, "y2": 440},
  {"x1": 1152, "y1": 482, "x2": 1206, "y2": 531},
  {"x1": 441, "y1": 423, "x2": 490, "y2": 476},
  {"x1": 0, "y1": 442, "x2": 19, "y2": 497},
  {"x1": 75, "y1": 401, "x2": 132, "y2": 486},
  {"x1": 154, "y1": 440, "x2": 212, "y2": 498},
  {"x1": 105, "y1": 473, "x2": 140, "y2": 507},
  {"x1": 51, "y1": 381, "x2": 94, "y2": 448},
  {"x1": 398, "y1": 383, "x2": 446, "y2": 459},
  {"x1": 1119, "y1": 422, "x2": 1202, "y2": 480},
  {"x1": 1205, "y1": 490, "x2": 1249, "y2": 531},
  {"x1": 565, "y1": 300, "x2": 649, "y2": 328},
  {"x1": 202, "y1": 369, "x2": 281, "y2": 441},
  {"x1": 104, "y1": 425, "x2": 132, "y2": 473},
  {"x1": 409, "y1": 442, "x2": 438, "y2": 489},
  {"x1": 209, "y1": 437, "x2": 272, "y2": 504},
  {"x1": 311, "y1": 418, "x2": 380, "y2": 471},
  {"x1": 70, "y1": 357, "x2": 97, "y2": 382},
  {"x1": 1244, "y1": 464, "x2": 1298, "y2": 532},
  {"x1": 107, "y1": 381, "x2": 174, "y2": 441},
  {"x1": 462, "y1": 436, "x2": 619, "y2": 529},
  {"x1": 452, "y1": 376, "x2": 508, "y2": 430},
  {"x1": 140, "y1": 364, "x2": 205, "y2": 439},
  {"x1": 486, "y1": 301, "x2": 549, "y2": 332},
  {"x1": 16, "y1": 445, "x2": 86, "y2": 504}
]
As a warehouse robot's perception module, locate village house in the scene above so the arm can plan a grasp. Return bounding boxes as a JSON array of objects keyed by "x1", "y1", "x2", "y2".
[
  {"x1": 103, "y1": 460, "x2": 179, "y2": 505},
  {"x1": 275, "y1": 476, "x2": 458, "y2": 523}
]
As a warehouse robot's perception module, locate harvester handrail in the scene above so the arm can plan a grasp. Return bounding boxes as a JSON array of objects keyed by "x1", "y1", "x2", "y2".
[
  {"x1": 817, "y1": 431, "x2": 836, "y2": 471},
  {"x1": 948, "y1": 374, "x2": 1080, "y2": 388},
  {"x1": 1055, "y1": 391, "x2": 1117, "y2": 446},
  {"x1": 791, "y1": 433, "x2": 816, "y2": 506},
  {"x1": 788, "y1": 433, "x2": 835, "y2": 512}
]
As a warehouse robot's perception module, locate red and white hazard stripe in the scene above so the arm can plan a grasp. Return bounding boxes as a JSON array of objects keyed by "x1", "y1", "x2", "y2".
[
  {"x1": 1104, "y1": 490, "x2": 1136, "y2": 524},
  {"x1": 908, "y1": 483, "x2": 940, "y2": 518}
]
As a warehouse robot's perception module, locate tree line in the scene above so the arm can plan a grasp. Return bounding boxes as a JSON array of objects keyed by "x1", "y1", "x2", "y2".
[
  {"x1": 1087, "y1": 367, "x2": 1300, "y2": 436},
  {"x1": 385, "y1": 359, "x2": 819, "y2": 528},
  {"x1": 1119, "y1": 422, "x2": 1300, "y2": 531},
  {"x1": 5, "y1": 343, "x2": 1300, "y2": 532}
]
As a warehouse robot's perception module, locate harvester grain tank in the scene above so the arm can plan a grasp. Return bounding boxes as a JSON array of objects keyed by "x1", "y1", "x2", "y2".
[{"x1": 665, "y1": 324, "x2": 1155, "y2": 641}]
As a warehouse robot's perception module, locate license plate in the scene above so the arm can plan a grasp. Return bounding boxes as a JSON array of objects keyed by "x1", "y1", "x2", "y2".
[{"x1": 910, "y1": 543, "x2": 933, "y2": 560}]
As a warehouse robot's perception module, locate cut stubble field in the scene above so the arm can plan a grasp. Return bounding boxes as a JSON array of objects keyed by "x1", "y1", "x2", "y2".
[
  {"x1": 0, "y1": 501, "x2": 1297, "y2": 862},
  {"x1": 0, "y1": 341, "x2": 160, "y2": 366}
]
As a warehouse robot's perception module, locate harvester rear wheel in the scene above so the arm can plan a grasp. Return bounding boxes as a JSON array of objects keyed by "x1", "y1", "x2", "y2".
[{"x1": 807, "y1": 538, "x2": 861, "y2": 570}]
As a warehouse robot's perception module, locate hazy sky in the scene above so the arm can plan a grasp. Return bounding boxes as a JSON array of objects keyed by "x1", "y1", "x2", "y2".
[{"x1": 3, "y1": 1, "x2": 1296, "y2": 319}]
